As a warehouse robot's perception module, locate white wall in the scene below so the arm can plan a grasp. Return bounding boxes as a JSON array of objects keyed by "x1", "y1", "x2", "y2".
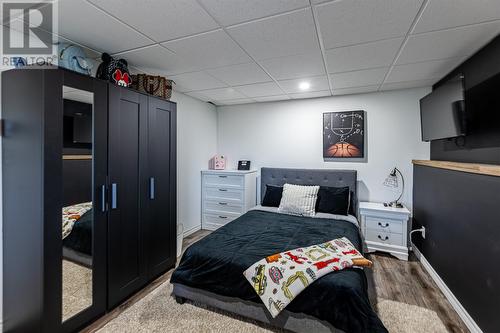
[
  {"x1": 171, "y1": 91, "x2": 217, "y2": 235},
  {"x1": 217, "y1": 88, "x2": 431, "y2": 210}
]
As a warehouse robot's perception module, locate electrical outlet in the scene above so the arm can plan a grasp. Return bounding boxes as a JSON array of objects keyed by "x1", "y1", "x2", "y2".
[{"x1": 422, "y1": 226, "x2": 426, "y2": 239}]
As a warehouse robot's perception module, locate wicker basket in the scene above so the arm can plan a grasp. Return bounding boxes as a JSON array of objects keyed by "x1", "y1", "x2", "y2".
[{"x1": 131, "y1": 74, "x2": 173, "y2": 100}]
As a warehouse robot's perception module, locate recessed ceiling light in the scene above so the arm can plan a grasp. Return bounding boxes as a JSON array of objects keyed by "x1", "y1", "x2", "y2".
[{"x1": 299, "y1": 81, "x2": 311, "y2": 91}]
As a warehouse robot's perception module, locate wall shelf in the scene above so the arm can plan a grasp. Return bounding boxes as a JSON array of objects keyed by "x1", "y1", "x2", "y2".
[
  {"x1": 63, "y1": 155, "x2": 92, "y2": 160},
  {"x1": 412, "y1": 160, "x2": 500, "y2": 177}
]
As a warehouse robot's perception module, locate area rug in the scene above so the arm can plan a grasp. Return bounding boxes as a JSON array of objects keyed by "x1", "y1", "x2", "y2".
[{"x1": 96, "y1": 281, "x2": 448, "y2": 333}]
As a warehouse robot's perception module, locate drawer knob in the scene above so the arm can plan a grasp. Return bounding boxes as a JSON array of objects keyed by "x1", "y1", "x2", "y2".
[
  {"x1": 219, "y1": 216, "x2": 227, "y2": 219},
  {"x1": 219, "y1": 202, "x2": 228, "y2": 205},
  {"x1": 219, "y1": 175, "x2": 227, "y2": 178},
  {"x1": 218, "y1": 188, "x2": 228, "y2": 192},
  {"x1": 378, "y1": 222, "x2": 390, "y2": 228},
  {"x1": 378, "y1": 235, "x2": 389, "y2": 241}
]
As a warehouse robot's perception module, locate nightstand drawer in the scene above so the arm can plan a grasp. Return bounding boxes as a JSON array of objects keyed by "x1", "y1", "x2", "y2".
[
  {"x1": 203, "y1": 174, "x2": 244, "y2": 188},
  {"x1": 365, "y1": 230, "x2": 403, "y2": 246},
  {"x1": 204, "y1": 200, "x2": 244, "y2": 214},
  {"x1": 365, "y1": 216, "x2": 403, "y2": 234},
  {"x1": 204, "y1": 187, "x2": 244, "y2": 203}
]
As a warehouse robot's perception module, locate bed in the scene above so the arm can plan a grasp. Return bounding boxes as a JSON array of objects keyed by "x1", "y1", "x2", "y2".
[
  {"x1": 171, "y1": 168, "x2": 387, "y2": 333},
  {"x1": 62, "y1": 202, "x2": 93, "y2": 267},
  {"x1": 61, "y1": 157, "x2": 93, "y2": 267}
]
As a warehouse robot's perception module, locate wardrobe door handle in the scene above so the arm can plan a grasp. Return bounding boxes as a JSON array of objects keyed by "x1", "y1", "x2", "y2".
[
  {"x1": 377, "y1": 235, "x2": 389, "y2": 241},
  {"x1": 111, "y1": 183, "x2": 117, "y2": 209},
  {"x1": 150, "y1": 177, "x2": 155, "y2": 200},
  {"x1": 378, "y1": 222, "x2": 389, "y2": 228},
  {"x1": 100, "y1": 185, "x2": 107, "y2": 212}
]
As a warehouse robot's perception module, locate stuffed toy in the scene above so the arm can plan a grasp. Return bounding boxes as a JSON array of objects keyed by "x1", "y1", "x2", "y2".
[
  {"x1": 96, "y1": 53, "x2": 131, "y2": 87},
  {"x1": 58, "y1": 43, "x2": 94, "y2": 75}
]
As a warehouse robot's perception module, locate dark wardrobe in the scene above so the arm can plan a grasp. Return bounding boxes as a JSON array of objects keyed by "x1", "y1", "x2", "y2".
[{"x1": 2, "y1": 68, "x2": 177, "y2": 333}]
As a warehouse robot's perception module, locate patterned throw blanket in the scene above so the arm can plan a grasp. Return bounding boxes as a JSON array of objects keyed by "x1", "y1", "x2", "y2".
[
  {"x1": 62, "y1": 202, "x2": 92, "y2": 239},
  {"x1": 243, "y1": 237, "x2": 371, "y2": 317}
]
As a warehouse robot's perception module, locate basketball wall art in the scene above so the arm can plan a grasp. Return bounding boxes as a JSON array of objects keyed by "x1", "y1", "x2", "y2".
[{"x1": 323, "y1": 111, "x2": 365, "y2": 159}]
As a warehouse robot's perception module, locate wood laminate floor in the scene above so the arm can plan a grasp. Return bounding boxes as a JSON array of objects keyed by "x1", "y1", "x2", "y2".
[{"x1": 82, "y1": 230, "x2": 469, "y2": 333}]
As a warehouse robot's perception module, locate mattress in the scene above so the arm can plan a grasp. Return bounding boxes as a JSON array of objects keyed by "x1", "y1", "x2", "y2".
[{"x1": 171, "y1": 209, "x2": 387, "y2": 333}]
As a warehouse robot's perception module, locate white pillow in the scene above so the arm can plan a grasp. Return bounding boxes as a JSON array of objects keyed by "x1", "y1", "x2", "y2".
[{"x1": 278, "y1": 183, "x2": 320, "y2": 217}]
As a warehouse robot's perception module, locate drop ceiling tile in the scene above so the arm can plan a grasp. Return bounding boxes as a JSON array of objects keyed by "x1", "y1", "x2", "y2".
[
  {"x1": 207, "y1": 62, "x2": 272, "y2": 86},
  {"x1": 413, "y1": 0, "x2": 500, "y2": 34},
  {"x1": 289, "y1": 90, "x2": 331, "y2": 99},
  {"x1": 198, "y1": 0, "x2": 309, "y2": 26},
  {"x1": 253, "y1": 95, "x2": 291, "y2": 102},
  {"x1": 185, "y1": 91, "x2": 212, "y2": 102},
  {"x1": 397, "y1": 21, "x2": 500, "y2": 65},
  {"x1": 162, "y1": 30, "x2": 252, "y2": 71},
  {"x1": 326, "y1": 38, "x2": 404, "y2": 73},
  {"x1": 216, "y1": 98, "x2": 256, "y2": 105},
  {"x1": 316, "y1": 0, "x2": 423, "y2": 49},
  {"x1": 87, "y1": 0, "x2": 218, "y2": 42},
  {"x1": 58, "y1": 0, "x2": 153, "y2": 53},
  {"x1": 278, "y1": 76, "x2": 330, "y2": 94},
  {"x1": 168, "y1": 71, "x2": 227, "y2": 92},
  {"x1": 330, "y1": 68, "x2": 388, "y2": 89},
  {"x1": 260, "y1": 52, "x2": 326, "y2": 80},
  {"x1": 380, "y1": 79, "x2": 437, "y2": 91},
  {"x1": 333, "y1": 85, "x2": 380, "y2": 96},
  {"x1": 386, "y1": 58, "x2": 463, "y2": 83},
  {"x1": 227, "y1": 8, "x2": 320, "y2": 60},
  {"x1": 234, "y1": 82, "x2": 284, "y2": 97},
  {"x1": 192, "y1": 87, "x2": 246, "y2": 101},
  {"x1": 117, "y1": 45, "x2": 198, "y2": 75}
]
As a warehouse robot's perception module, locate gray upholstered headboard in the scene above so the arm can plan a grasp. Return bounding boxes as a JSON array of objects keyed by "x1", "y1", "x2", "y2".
[{"x1": 260, "y1": 168, "x2": 358, "y2": 215}]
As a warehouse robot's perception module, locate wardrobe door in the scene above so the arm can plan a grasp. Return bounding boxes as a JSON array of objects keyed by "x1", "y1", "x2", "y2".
[
  {"x1": 146, "y1": 97, "x2": 177, "y2": 279},
  {"x1": 108, "y1": 86, "x2": 148, "y2": 308}
]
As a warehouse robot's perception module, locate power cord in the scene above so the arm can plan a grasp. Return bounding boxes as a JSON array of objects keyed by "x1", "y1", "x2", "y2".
[{"x1": 409, "y1": 227, "x2": 425, "y2": 251}]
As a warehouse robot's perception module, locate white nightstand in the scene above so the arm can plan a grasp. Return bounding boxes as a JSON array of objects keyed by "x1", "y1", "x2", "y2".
[{"x1": 359, "y1": 202, "x2": 410, "y2": 261}]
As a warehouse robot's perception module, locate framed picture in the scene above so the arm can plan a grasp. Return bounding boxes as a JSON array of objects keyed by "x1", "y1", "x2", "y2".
[{"x1": 323, "y1": 111, "x2": 365, "y2": 159}]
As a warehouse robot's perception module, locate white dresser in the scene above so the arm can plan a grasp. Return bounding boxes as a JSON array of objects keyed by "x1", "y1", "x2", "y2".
[
  {"x1": 201, "y1": 170, "x2": 258, "y2": 230},
  {"x1": 359, "y1": 202, "x2": 410, "y2": 261}
]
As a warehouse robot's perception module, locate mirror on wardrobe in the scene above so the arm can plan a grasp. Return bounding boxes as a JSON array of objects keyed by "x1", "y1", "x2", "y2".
[{"x1": 61, "y1": 86, "x2": 94, "y2": 322}]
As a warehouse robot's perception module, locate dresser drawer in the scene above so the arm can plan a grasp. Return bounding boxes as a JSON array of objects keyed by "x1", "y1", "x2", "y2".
[
  {"x1": 203, "y1": 213, "x2": 238, "y2": 230},
  {"x1": 204, "y1": 187, "x2": 243, "y2": 203},
  {"x1": 203, "y1": 174, "x2": 244, "y2": 188},
  {"x1": 365, "y1": 229, "x2": 403, "y2": 246},
  {"x1": 365, "y1": 216, "x2": 403, "y2": 234},
  {"x1": 204, "y1": 200, "x2": 244, "y2": 215}
]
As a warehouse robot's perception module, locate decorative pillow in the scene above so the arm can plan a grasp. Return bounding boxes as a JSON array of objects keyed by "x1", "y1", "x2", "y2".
[
  {"x1": 316, "y1": 186, "x2": 350, "y2": 216},
  {"x1": 262, "y1": 184, "x2": 283, "y2": 207},
  {"x1": 278, "y1": 183, "x2": 319, "y2": 217}
]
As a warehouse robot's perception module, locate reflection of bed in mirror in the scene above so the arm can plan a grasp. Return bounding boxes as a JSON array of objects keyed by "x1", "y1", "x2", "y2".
[{"x1": 62, "y1": 155, "x2": 93, "y2": 268}]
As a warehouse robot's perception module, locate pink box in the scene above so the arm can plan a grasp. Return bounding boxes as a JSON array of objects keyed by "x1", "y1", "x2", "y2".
[{"x1": 209, "y1": 155, "x2": 226, "y2": 170}]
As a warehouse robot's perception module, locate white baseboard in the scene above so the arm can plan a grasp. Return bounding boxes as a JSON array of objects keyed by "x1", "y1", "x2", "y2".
[
  {"x1": 412, "y1": 244, "x2": 483, "y2": 333},
  {"x1": 183, "y1": 224, "x2": 201, "y2": 237}
]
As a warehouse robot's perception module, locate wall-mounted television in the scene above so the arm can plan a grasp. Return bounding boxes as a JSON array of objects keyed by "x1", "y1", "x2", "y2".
[{"x1": 420, "y1": 75, "x2": 466, "y2": 142}]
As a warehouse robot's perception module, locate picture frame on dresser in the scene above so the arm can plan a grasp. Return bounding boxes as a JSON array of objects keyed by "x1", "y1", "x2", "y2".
[
  {"x1": 201, "y1": 170, "x2": 258, "y2": 230},
  {"x1": 359, "y1": 202, "x2": 410, "y2": 261}
]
